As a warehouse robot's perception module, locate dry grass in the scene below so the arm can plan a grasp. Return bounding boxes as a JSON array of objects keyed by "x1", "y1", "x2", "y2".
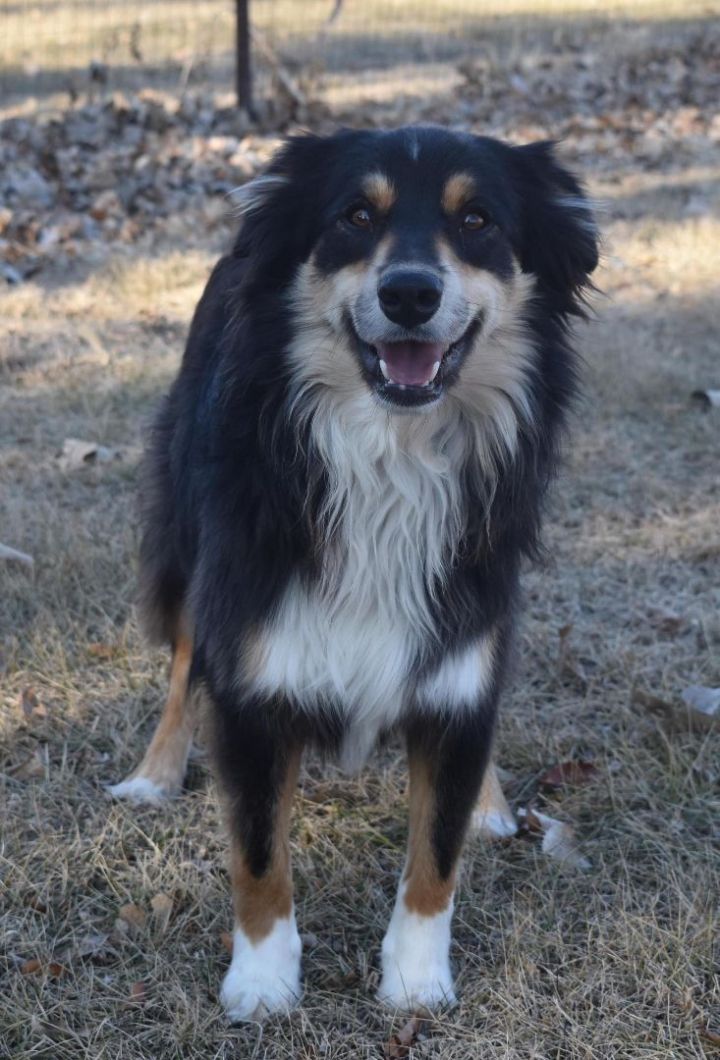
[
  {"x1": 3, "y1": 0, "x2": 710, "y2": 72},
  {"x1": 2, "y1": 0, "x2": 714, "y2": 113},
  {"x1": 2, "y1": 38, "x2": 720, "y2": 1060}
]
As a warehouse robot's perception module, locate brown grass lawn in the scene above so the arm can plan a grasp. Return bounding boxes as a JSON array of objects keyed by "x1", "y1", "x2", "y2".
[{"x1": 2, "y1": 14, "x2": 720, "y2": 1056}]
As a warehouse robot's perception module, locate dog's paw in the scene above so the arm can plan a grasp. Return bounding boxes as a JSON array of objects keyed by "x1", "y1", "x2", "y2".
[
  {"x1": 378, "y1": 959, "x2": 457, "y2": 1011},
  {"x1": 106, "y1": 774, "x2": 173, "y2": 805},
  {"x1": 378, "y1": 898, "x2": 457, "y2": 1012},
  {"x1": 220, "y1": 917, "x2": 302, "y2": 1022},
  {"x1": 221, "y1": 967, "x2": 301, "y2": 1022},
  {"x1": 469, "y1": 803, "x2": 518, "y2": 839}
]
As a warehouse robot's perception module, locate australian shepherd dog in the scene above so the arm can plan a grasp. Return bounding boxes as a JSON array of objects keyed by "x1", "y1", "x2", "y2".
[{"x1": 109, "y1": 126, "x2": 598, "y2": 1020}]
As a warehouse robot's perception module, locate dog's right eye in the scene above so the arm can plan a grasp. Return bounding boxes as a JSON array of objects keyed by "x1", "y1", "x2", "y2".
[{"x1": 346, "y1": 206, "x2": 372, "y2": 230}]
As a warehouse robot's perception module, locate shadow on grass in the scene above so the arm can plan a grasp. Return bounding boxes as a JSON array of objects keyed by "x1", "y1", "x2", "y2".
[{"x1": 1, "y1": 9, "x2": 715, "y2": 105}]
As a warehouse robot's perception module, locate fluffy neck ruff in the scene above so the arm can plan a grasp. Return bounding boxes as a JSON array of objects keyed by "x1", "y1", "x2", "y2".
[{"x1": 281, "y1": 267, "x2": 538, "y2": 636}]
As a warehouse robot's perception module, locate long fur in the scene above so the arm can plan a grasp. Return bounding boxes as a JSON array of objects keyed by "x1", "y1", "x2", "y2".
[
  {"x1": 131, "y1": 125, "x2": 598, "y2": 1019},
  {"x1": 138, "y1": 125, "x2": 598, "y2": 764}
]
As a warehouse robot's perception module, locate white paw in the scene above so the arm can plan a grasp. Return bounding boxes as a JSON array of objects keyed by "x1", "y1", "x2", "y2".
[
  {"x1": 470, "y1": 805, "x2": 518, "y2": 839},
  {"x1": 220, "y1": 916, "x2": 302, "y2": 1022},
  {"x1": 378, "y1": 956, "x2": 457, "y2": 1011},
  {"x1": 106, "y1": 775, "x2": 171, "y2": 805},
  {"x1": 378, "y1": 887, "x2": 457, "y2": 1011}
]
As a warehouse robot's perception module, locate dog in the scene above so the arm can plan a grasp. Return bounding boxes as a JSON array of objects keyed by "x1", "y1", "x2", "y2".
[{"x1": 109, "y1": 125, "x2": 598, "y2": 1021}]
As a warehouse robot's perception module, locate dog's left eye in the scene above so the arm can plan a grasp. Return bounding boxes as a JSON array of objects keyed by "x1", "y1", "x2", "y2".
[
  {"x1": 461, "y1": 210, "x2": 490, "y2": 231},
  {"x1": 346, "y1": 206, "x2": 372, "y2": 229}
]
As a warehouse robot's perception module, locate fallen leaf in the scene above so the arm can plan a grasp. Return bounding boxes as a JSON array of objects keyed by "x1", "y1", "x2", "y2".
[
  {"x1": 558, "y1": 622, "x2": 573, "y2": 661},
  {"x1": 86, "y1": 642, "x2": 118, "y2": 659},
  {"x1": 18, "y1": 687, "x2": 47, "y2": 721},
  {"x1": 646, "y1": 608, "x2": 687, "y2": 636},
  {"x1": 556, "y1": 623, "x2": 588, "y2": 688},
  {"x1": 57, "y1": 438, "x2": 114, "y2": 470},
  {"x1": 13, "y1": 745, "x2": 48, "y2": 780},
  {"x1": 700, "y1": 1025, "x2": 720, "y2": 1047},
  {"x1": 634, "y1": 686, "x2": 720, "y2": 733},
  {"x1": 150, "y1": 892, "x2": 173, "y2": 929},
  {"x1": 0, "y1": 542, "x2": 34, "y2": 567},
  {"x1": 691, "y1": 388, "x2": 720, "y2": 409},
  {"x1": 384, "y1": 1016, "x2": 428, "y2": 1058},
  {"x1": 19, "y1": 957, "x2": 64, "y2": 977},
  {"x1": 25, "y1": 893, "x2": 48, "y2": 914},
  {"x1": 75, "y1": 932, "x2": 111, "y2": 960},
  {"x1": 681, "y1": 686, "x2": 720, "y2": 731},
  {"x1": 57, "y1": 438, "x2": 141, "y2": 472},
  {"x1": 539, "y1": 760, "x2": 598, "y2": 791},
  {"x1": 129, "y1": 981, "x2": 147, "y2": 1003},
  {"x1": 519, "y1": 807, "x2": 591, "y2": 870},
  {"x1": 220, "y1": 931, "x2": 233, "y2": 954},
  {"x1": 118, "y1": 903, "x2": 146, "y2": 930}
]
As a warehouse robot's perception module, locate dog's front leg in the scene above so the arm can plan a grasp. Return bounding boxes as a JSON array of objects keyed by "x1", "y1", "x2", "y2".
[
  {"x1": 379, "y1": 711, "x2": 494, "y2": 1010},
  {"x1": 213, "y1": 697, "x2": 303, "y2": 1022}
]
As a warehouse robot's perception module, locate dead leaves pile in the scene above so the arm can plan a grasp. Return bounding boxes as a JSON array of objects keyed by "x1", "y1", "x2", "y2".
[
  {"x1": 0, "y1": 90, "x2": 279, "y2": 283},
  {"x1": 3, "y1": 18, "x2": 719, "y2": 283},
  {"x1": 457, "y1": 25, "x2": 720, "y2": 174}
]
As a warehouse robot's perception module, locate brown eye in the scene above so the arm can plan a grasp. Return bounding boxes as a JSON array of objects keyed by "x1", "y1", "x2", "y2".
[
  {"x1": 462, "y1": 211, "x2": 488, "y2": 231},
  {"x1": 348, "y1": 207, "x2": 372, "y2": 229}
]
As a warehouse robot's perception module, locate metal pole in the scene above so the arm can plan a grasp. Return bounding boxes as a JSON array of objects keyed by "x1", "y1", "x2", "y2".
[{"x1": 235, "y1": 0, "x2": 253, "y2": 112}]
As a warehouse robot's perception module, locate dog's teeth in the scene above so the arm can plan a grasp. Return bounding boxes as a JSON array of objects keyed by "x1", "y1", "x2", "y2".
[
  {"x1": 429, "y1": 360, "x2": 441, "y2": 381},
  {"x1": 379, "y1": 359, "x2": 390, "y2": 381}
]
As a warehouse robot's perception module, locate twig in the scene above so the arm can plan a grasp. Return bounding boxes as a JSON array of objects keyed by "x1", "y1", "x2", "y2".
[
  {"x1": 250, "y1": 28, "x2": 306, "y2": 107},
  {"x1": 325, "y1": 0, "x2": 344, "y2": 27}
]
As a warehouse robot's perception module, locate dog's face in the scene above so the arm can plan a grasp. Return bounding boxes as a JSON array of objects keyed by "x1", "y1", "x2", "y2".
[{"x1": 236, "y1": 127, "x2": 598, "y2": 413}]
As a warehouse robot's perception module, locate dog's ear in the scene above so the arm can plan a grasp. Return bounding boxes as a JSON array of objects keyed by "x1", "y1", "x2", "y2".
[
  {"x1": 511, "y1": 141, "x2": 599, "y2": 318},
  {"x1": 231, "y1": 173, "x2": 290, "y2": 221},
  {"x1": 230, "y1": 135, "x2": 332, "y2": 286}
]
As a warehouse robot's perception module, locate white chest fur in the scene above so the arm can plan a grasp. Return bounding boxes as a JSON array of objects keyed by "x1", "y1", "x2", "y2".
[{"x1": 247, "y1": 393, "x2": 496, "y2": 769}]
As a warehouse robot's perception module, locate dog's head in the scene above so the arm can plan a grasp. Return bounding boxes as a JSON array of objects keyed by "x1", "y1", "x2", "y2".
[{"x1": 234, "y1": 127, "x2": 598, "y2": 413}]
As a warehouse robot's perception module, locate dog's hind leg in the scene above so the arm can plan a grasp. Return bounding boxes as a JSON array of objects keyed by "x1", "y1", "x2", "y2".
[
  {"x1": 469, "y1": 760, "x2": 517, "y2": 839},
  {"x1": 108, "y1": 618, "x2": 195, "y2": 804}
]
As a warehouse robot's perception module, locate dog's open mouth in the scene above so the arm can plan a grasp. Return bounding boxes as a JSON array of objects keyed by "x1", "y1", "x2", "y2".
[
  {"x1": 352, "y1": 318, "x2": 481, "y2": 408},
  {"x1": 376, "y1": 341, "x2": 444, "y2": 389}
]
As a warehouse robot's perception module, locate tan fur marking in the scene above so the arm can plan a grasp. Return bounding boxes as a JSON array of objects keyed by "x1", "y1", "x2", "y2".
[
  {"x1": 126, "y1": 618, "x2": 194, "y2": 791},
  {"x1": 230, "y1": 747, "x2": 301, "y2": 943},
  {"x1": 362, "y1": 172, "x2": 397, "y2": 213},
  {"x1": 403, "y1": 751, "x2": 456, "y2": 917},
  {"x1": 441, "y1": 172, "x2": 476, "y2": 215},
  {"x1": 475, "y1": 760, "x2": 512, "y2": 822}
]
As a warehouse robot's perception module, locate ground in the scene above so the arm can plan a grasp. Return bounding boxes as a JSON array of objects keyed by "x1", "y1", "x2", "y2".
[{"x1": 1, "y1": 3, "x2": 719, "y2": 1058}]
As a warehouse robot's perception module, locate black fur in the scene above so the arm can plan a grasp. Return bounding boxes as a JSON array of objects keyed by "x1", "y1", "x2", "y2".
[{"x1": 137, "y1": 126, "x2": 597, "y2": 889}]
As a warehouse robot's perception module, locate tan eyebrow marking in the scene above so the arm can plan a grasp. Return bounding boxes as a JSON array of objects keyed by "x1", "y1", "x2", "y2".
[
  {"x1": 361, "y1": 171, "x2": 397, "y2": 213},
  {"x1": 442, "y1": 172, "x2": 476, "y2": 214}
]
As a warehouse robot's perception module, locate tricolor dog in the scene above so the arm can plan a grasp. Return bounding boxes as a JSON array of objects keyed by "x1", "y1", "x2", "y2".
[{"x1": 109, "y1": 126, "x2": 598, "y2": 1020}]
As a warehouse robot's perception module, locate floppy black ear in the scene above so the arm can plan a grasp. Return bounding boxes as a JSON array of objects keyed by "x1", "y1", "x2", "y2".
[
  {"x1": 511, "y1": 141, "x2": 599, "y2": 318},
  {"x1": 230, "y1": 135, "x2": 332, "y2": 289}
]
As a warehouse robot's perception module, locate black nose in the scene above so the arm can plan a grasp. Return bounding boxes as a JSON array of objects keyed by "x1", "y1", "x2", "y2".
[{"x1": 378, "y1": 269, "x2": 443, "y2": 327}]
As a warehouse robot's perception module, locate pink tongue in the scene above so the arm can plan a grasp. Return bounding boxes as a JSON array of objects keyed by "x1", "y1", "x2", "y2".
[{"x1": 376, "y1": 341, "x2": 444, "y2": 386}]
